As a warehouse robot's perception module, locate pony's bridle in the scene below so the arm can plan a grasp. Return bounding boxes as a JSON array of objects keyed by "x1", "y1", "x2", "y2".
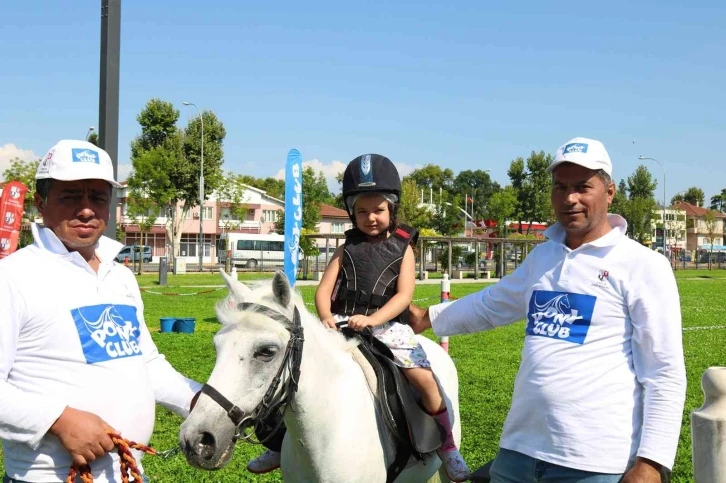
[{"x1": 200, "y1": 302, "x2": 304, "y2": 444}]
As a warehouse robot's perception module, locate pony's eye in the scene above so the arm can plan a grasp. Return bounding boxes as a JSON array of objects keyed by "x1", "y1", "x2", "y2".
[{"x1": 254, "y1": 346, "x2": 278, "y2": 361}]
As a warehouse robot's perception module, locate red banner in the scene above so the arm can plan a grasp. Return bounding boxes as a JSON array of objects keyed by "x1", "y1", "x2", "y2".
[{"x1": 0, "y1": 181, "x2": 28, "y2": 259}]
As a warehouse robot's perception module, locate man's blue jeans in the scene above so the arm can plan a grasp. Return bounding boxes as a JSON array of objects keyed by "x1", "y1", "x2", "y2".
[{"x1": 490, "y1": 448, "x2": 624, "y2": 483}]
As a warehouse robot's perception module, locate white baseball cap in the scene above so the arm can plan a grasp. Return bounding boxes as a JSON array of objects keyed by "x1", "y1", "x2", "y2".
[
  {"x1": 546, "y1": 137, "x2": 612, "y2": 177},
  {"x1": 35, "y1": 140, "x2": 122, "y2": 188}
]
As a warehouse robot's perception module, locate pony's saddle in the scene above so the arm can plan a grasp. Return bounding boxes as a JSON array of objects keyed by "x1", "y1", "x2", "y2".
[{"x1": 341, "y1": 327, "x2": 445, "y2": 476}]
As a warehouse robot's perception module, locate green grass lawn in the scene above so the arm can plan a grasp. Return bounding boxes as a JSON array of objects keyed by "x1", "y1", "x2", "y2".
[{"x1": 2, "y1": 270, "x2": 724, "y2": 482}]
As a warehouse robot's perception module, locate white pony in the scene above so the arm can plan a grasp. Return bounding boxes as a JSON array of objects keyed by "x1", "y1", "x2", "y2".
[{"x1": 180, "y1": 271, "x2": 463, "y2": 482}]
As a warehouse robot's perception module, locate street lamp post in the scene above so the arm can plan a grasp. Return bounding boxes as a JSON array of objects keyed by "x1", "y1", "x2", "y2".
[
  {"x1": 638, "y1": 156, "x2": 666, "y2": 255},
  {"x1": 85, "y1": 126, "x2": 95, "y2": 141},
  {"x1": 671, "y1": 190, "x2": 688, "y2": 266},
  {"x1": 183, "y1": 102, "x2": 204, "y2": 271},
  {"x1": 445, "y1": 202, "x2": 474, "y2": 237}
]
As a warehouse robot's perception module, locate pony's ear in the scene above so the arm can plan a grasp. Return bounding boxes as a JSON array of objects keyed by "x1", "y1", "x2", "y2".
[
  {"x1": 219, "y1": 268, "x2": 252, "y2": 302},
  {"x1": 271, "y1": 271, "x2": 291, "y2": 308}
]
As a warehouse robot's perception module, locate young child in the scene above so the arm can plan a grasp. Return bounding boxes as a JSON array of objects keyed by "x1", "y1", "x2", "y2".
[
  {"x1": 315, "y1": 154, "x2": 470, "y2": 482},
  {"x1": 246, "y1": 154, "x2": 469, "y2": 481}
]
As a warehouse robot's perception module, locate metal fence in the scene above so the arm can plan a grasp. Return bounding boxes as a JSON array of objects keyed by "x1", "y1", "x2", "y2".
[
  {"x1": 120, "y1": 236, "x2": 726, "y2": 275},
  {"x1": 300, "y1": 234, "x2": 546, "y2": 280}
]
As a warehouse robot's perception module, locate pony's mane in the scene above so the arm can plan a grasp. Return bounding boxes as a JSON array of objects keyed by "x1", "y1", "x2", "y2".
[{"x1": 215, "y1": 278, "x2": 358, "y2": 354}]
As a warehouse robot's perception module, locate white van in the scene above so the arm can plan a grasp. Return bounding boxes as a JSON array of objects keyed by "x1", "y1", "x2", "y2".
[
  {"x1": 217, "y1": 233, "x2": 302, "y2": 269},
  {"x1": 115, "y1": 245, "x2": 152, "y2": 263}
]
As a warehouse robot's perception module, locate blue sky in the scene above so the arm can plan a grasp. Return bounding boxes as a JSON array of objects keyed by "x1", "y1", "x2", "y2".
[{"x1": 1, "y1": 0, "x2": 724, "y2": 204}]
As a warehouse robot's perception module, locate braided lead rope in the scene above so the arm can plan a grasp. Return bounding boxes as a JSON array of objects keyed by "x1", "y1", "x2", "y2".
[{"x1": 66, "y1": 432, "x2": 157, "y2": 483}]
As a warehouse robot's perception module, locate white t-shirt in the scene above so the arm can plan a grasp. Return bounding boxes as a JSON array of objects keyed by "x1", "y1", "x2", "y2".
[
  {"x1": 0, "y1": 224, "x2": 202, "y2": 482},
  {"x1": 428, "y1": 215, "x2": 686, "y2": 473}
]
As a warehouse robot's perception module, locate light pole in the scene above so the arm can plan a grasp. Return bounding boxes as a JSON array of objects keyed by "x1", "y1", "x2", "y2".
[
  {"x1": 85, "y1": 126, "x2": 95, "y2": 141},
  {"x1": 671, "y1": 190, "x2": 688, "y2": 261},
  {"x1": 183, "y1": 102, "x2": 204, "y2": 271},
  {"x1": 445, "y1": 202, "x2": 474, "y2": 237},
  {"x1": 638, "y1": 155, "x2": 666, "y2": 255}
]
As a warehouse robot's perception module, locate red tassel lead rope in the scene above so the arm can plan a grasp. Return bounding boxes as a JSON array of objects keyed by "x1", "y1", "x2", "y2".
[{"x1": 65, "y1": 431, "x2": 157, "y2": 483}]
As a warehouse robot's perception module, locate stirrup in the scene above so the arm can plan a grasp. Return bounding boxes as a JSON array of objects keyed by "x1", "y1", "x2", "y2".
[
  {"x1": 437, "y1": 447, "x2": 471, "y2": 482},
  {"x1": 246, "y1": 449, "x2": 281, "y2": 474}
]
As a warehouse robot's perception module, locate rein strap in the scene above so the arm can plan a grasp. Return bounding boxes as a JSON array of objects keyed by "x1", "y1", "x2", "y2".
[{"x1": 202, "y1": 302, "x2": 304, "y2": 444}]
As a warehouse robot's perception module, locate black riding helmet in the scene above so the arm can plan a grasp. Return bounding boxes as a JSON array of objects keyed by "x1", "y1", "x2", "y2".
[{"x1": 342, "y1": 154, "x2": 402, "y2": 227}]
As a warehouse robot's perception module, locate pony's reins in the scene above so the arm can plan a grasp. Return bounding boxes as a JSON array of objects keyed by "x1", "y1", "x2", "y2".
[
  {"x1": 200, "y1": 302, "x2": 304, "y2": 445},
  {"x1": 66, "y1": 431, "x2": 157, "y2": 483}
]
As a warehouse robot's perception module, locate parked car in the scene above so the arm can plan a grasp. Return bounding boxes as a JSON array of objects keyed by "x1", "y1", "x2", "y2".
[
  {"x1": 115, "y1": 245, "x2": 152, "y2": 263},
  {"x1": 698, "y1": 252, "x2": 726, "y2": 264},
  {"x1": 454, "y1": 257, "x2": 491, "y2": 270}
]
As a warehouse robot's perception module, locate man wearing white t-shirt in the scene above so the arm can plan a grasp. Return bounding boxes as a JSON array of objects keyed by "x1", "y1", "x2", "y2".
[
  {"x1": 0, "y1": 140, "x2": 202, "y2": 483},
  {"x1": 409, "y1": 137, "x2": 686, "y2": 483}
]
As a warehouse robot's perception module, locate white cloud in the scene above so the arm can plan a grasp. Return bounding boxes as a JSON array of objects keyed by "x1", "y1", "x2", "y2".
[
  {"x1": 275, "y1": 159, "x2": 417, "y2": 194},
  {"x1": 0, "y1": 144, "x2": 38, "y2": 178}
]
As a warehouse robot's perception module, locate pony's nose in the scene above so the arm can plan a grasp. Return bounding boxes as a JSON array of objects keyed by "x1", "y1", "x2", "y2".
[{"x1": 186, "y1": 431, "x2": 217, "y2": 460}]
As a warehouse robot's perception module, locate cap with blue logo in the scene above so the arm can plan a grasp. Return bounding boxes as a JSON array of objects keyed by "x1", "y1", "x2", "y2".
[
  {"x1": 546, "y1": 137, "x2": 612, "y2": 177},
  {"x1": 35, "y1": 140, "x2": 122, "y2": 188}
]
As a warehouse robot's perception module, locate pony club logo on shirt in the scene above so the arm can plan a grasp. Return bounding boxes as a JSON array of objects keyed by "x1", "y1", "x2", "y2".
[
  {"x1": 71, "y1": 304, "x2": 142, "y2": 364},
  {"x1": 71, "y1": 148, "x2": 100, "y2": 164},
  {"x1": 526, "y1": 290, "x2": 596, "y2": 344}
]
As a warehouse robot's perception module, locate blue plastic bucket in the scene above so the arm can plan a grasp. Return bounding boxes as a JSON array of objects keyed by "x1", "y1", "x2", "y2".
[
  {"x1": 175, "y1": 317, "x2": 196, "y2": 334},
  {"x1": 159, "y1": 317, "x2": 177, "y2": 333}
]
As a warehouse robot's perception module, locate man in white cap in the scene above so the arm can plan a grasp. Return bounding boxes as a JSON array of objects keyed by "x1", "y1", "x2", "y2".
[
  {"x1": 409, "y1": 137, "x2": 686, "y2": 482},
  {"x1": 0, "y1": 141, "x2": 201, "y2": 483}
]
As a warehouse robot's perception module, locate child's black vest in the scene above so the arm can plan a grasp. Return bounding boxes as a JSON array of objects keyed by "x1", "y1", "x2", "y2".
[{"x1": 331, "y1": 224, "x2": 419, "y2": 323}]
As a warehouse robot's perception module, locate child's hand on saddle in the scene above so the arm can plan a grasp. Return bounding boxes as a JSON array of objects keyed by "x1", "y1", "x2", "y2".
[
  {"x1": 321, "y1": 316, "x2": 338, "y2": 329},
  {"x1": 348, "y1": 315, "x2": 375, "y2": 330}
]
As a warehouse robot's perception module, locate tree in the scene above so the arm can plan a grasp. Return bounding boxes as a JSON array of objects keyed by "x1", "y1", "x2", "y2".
[
  {"x1": 2, "y1": 157, "x2": 40, "y2": 220},
  {"x1": 485, "y1": 186, "x2": 518, "y2": 236},
  {"x1": 404, "y1": 164, "x2": 455, "y2": 194},
  {"x1": 521, "y1": 151, "x2": 553, "y2": 230},
  {"x1": 183, "y1": 109, "x2": 227, "y2": 202},
  {"x1": 398, "y1": 179, "x2": 433, "y2": 229},
  {"x1": 301, "y1": 167, "x2": 335, "y2": 207},
  {"x1": 627, "y1": 165, "x2": 658, "y2": 200},
  {"x1": 131, "y1": 99, "x2": 180, "y2": 157},
  {"x1": 216, "y1": 173, "x2": 250, "y2": 230},
  {"x1": 430, "y1": 196, "x2": 464, "y2": 236},
  {"x1": 274, "y1": 167, "x2": 331, "y2": 256},
  {"x1": 507, "y1": 152, "x2": 552, "y2": 233},
  {"x1": 610, "y1": 167, "x2": 658, "y2": 244},
  {"x1": 506, "y1": 157, "x2": 526, "y2": 232},
  {"x1": 128, "y1": 98, "x2": 227, "y2": 265},
  {"x1": 623, "y1": 165, "x2": 658, "y2": 244},
  {"x1": 452, "y1": 169, "x2": 500, "y2": 220},
  {"x1": 87, "y1": 132, "x2": 99, "y2": 146},
  {"x1": 610, "y1": 179, "x2": 629, "y2": 217},
  {"x1": 710, "y1": 189, "x2": 726, "y2": 213},
  {"x1": 624, "y1": 197, "x2": 657, "y2": 244},
  {"x1": 681, "y1": 186, "x2": 705, "y2": 207},
  {"x1": 125, "y1": 189, "x2": 158, "y2": 274},
  {"x1": 332, "y1": 171, "x2": 346, "y2": 210}
]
